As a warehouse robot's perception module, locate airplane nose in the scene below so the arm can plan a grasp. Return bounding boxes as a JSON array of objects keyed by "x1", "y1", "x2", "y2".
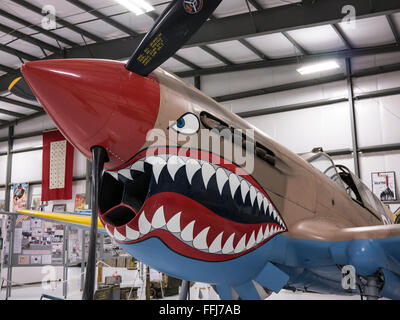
[{"x1": 21, "y1": 59, "x2": 160, "y2": 170}]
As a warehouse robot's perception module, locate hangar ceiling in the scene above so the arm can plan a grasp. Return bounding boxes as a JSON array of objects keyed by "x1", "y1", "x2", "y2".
[{"x1": 0, "y1": 0, "x2": 400, "y2": 129}]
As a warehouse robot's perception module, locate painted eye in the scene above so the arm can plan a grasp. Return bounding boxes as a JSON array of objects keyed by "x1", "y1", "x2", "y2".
[{"x1": 171, "y1": 113, "x2": 200, "y2": 135}]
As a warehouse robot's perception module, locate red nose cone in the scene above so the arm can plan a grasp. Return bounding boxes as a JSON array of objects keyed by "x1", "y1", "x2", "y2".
[{"x1": 22, "y1": 59, "x2": 160, "y2": 170}]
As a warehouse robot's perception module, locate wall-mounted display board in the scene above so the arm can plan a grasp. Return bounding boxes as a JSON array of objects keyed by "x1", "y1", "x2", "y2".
[
  {"x1": 371, "y1": 172, "x2": 397, "y2": 201},
  {"x1": 3, "y1": 216, "x2": 65, "y2": 266}
]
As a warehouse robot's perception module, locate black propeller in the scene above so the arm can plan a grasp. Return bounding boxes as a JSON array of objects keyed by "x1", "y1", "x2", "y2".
[
  {"x1": 82, "y1": 146, "x2": 109, "y2": 300},
  {"x1": 126, "y1": 0, "x2": 223, "y2": 76},
  {"x1": 8, "y1": 76, "x2": 36, "y2": 101}
]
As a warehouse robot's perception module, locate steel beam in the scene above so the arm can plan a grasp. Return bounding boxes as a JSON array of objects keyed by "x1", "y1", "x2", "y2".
[
  {"x1": 247, "y1": 0, "x2": 263, "y2": 11},
  {"x1": 200, "y1": 46, "x2": 233, "y2": 65},
  {"x1": 0, "y1": 111, "x2": 46, "y2": 130},
  {"x1": 11, "y1": 0, "x2": 103, "y2": 43},
  {"x1": 237, "y1": 97, "x2": 348, "y2": 118},
  {"x1": 187, "y1": 0, "x2": 400, "y2": 47},
  {"x1": 176, "y1": 44, "x2": 400, "y2": 77},
  {"x1": 0, "y1": 108, "x2": 25, "y2": 118},
  {"x1": 0, "y1": 22, "x2": 60, "y2": 53},
  {"x1": 0, "y1": 96, "x2": 42, "y2": 112},
  {"x1": 215, "y1": 74, "x2": 346, "y2": 102},
  {"x1": 282, "y1": 32, "x2": 308, "y2": 55},
  {"x1": 0, "y1": 43, "x2": 38, "y2": 62},
  {"x1": 66, "y1": 0, "x2": 139, "y2": 37},
  {"x1": 355, "y1": 86, "x2": 400, "y2": 100},
  {"x1": 0, "y1": 9, "x2": 77, "y2": 47},
  {"x1": 345, "y1": 58, "x2": 360, "y2": 177},
  {"x1": 331, "y1": 24, "x2": 353, "y2": 49},
  {"x1": 238, "y1": 39, "x2": 269, "y2": 60},
  {"x1": 386, "y1": 15, "x2": 400, "y2": 45}
]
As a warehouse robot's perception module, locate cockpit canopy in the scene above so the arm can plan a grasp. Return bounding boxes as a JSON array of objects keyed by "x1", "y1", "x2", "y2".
[{"x1": 301, "y1": 148, "x2": 386, "y2": 217}]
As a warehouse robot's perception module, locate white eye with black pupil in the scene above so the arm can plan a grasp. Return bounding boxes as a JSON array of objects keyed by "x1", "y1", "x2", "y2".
[{"x1": 171, "y1": 113, "x2": 200, "y2": 135}]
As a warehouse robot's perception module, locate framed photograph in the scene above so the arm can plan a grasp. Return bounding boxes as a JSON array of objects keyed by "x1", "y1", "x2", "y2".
[
  {"x1": 52, "y1": 204, "x2": 66, "y2": 213},
  {"x1": 30, "y1": 196, "x2": 42, "y2": 211},
  {"x1": 371, "y1": 172, "x2": 397, "y2": 201},
  {"x1": 74, "y1": 193, "x2": 87, "y2": 211}
]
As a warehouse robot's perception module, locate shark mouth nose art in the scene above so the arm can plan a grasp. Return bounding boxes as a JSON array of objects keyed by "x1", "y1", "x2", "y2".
[{"x1": 99, "y1": 148, "x2": 287, "y2": 262}]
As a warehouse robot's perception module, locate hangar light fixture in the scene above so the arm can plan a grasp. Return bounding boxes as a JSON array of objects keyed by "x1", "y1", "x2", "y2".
[
  {"x1": 115, "y1": 0, "x2": 154, "y2": 15},
  {"x1": 297, "y1": 61, "x2": 340, "y2": 75}
]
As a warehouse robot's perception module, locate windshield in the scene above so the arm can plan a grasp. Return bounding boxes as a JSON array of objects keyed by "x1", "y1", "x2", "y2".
[
  {"x1": 352, "y1": 175, "x2": 386, "y2": 215},
  {"x1": 307, "y1": 154, "x2": 345, "y2": 189}
]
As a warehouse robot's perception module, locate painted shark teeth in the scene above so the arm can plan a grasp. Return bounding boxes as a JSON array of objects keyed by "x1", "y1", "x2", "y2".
[
  {"x1": 222, "y1": 234, "x2": 235, "y2": 254},
  {"x1": 114, "y1": 228, "x2": 126, "y2": 241},
  {"x1": 166, "y1": 212, "x2": 181, "y2": 233},
  {"x1": 228, "y1": 174, "x2": 240, "y2": 198},
  {"x1": 209, "y1": 232, "x2": 223, "y2": 253},
  {"x1": 201, "y1": 162, "x2": 215, "y2": 189},
  {"x1": 234, "y1": 234, "x2": 247, "y2": 253},
  {"x1": 118, "y1": 168, "x2": 131, "y2": 180},
  {"x1": 181, "y1": 220, "x2": 195, "y2": 242},
  {"x1": 167, "y1": 155, "x2": 185, "y2": 180},
  {"x1": 145, "y1": 156, "x2": 167, "y2": 183},
  {"x1": 151, "y1": 206, "x2": 166, "y2": 229},
  {"x1": 193, "y1": 227, "x2": 210, "y2": 250},
  {"x1": 246, "y1": 231, "x2": 256, "y2": 250},
  {"x1": 138, "y1": 212, "x2": 151, "y2": 235},
  {"x1": 126, "y1": 226, "x2": 140, "y2": 240},
  {"x1": 108, "y1": 205, "x2": 284, "y2": 257},
  {"x1": 185, "y1": 158, "x2": 201, "y2": 184},
  {"x1": 216, "y1": 168, "x2": 228, "y2": 195},
  {"x1": 104, "y1": 154, "x2": 287, "y2": 238}
]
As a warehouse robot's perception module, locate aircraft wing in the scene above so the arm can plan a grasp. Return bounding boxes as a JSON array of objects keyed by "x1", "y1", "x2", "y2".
[
  {"x1": 2, "y1": 210, "x2": 107, "y2": 235},
  {"x1": 280, "y1": 219, "x2": 400, "y2": 299}
]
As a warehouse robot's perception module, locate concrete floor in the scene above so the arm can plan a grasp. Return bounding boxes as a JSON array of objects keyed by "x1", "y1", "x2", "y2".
[{"x1": 0, "y1": 267, "x2": 362, "y2": 300}]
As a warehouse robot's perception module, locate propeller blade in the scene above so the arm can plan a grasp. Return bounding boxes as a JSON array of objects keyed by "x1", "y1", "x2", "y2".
[
  {"x1": 8, "y1": 76, "x2": 37, "y2": 101},
  {"x1": 82, "y1": 146, "x2": 108, "y2": 300},
  {"x1": 126, "y1": 0, "x2": 222, "y2": 76}
]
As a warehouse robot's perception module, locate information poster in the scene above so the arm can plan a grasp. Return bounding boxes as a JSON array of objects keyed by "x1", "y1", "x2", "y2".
[
  {"x1": 371, "y1": 172, "x2": 397, "y2": 201},
  {"x1": 12, "y1": 183, "x2": 29, "y2": 212}
]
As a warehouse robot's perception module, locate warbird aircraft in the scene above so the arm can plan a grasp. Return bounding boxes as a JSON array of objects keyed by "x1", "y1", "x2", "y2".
[{"x1": 6, "y1": 0, "x2": 400, "y2": 300}]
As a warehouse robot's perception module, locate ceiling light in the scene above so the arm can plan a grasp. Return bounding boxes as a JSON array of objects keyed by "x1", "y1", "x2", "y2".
[
  {"x1": 115, "y1": 0, "x2": 154, "y2": 15},
  {"x1": 297, "y1": 61, "x2": 340, "y2": 75}
]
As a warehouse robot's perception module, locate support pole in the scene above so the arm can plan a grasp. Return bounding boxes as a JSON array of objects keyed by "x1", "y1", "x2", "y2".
[
  {"x1": 63, "y1": 226, "x2": 69, "y2": 298},
  {"x1": 82, "y1": 146, "x2": 108, "y2": 300},
  {"x1": 5, "y1": 125, "x2": 14, "y2": 299},
  {"x1": 179, "y1": 280, "x2": 190, "y2": 300},
  {"x1": 345, "y1": 58, "x2": 360, "y2": 177},
  {"x1": 145, "y1": 265, "x2": 150, "y2": 300}
]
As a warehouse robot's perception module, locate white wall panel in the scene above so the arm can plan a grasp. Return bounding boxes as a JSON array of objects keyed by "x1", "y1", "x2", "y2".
[
  {"x1": 201, "y1": 61, "x2": 346, "y2": 98},
  {"x1": 73, "y1": 151, "x2": 87, "y2": 178},
  {"x1": 13, "y1": 136, "x2": 42, "y2": 150},
  {"x1": 0, "y1": 155, "x2": 6, "y2": 185},
  {"x1": 223, "y1": 81, "x2": 347, "y2": 114},
  {"x1": 351, "y1": 52, "x2": 400, "y2": 72},
  {"x1": 355, "y1": 95, "x2": 400, "y2": 147},
  {"x1": 359, "y1": 151, "x2": 400, "y2": 198},
  {"x1": 0, "y1": 128, "x2": 8, "y2": 139},
  {"x1": 0, "y1": 141, "x2": 7, "y2": 153},
  {"x1": 246, "y1": 102, "x2": 352, "y2": 153},
  {"x1": 353, "y1": 71, "x2": 400, "y2": 95},
  {"x1": 11, "y1": 150, "x2": 42, "y2": 183},
  {"x1": 13, "y1": 114, "x2": 55, "y2": 136}
]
